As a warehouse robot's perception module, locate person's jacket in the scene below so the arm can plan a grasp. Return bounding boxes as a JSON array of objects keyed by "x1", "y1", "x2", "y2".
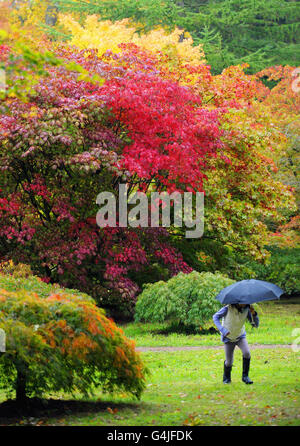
[{"x1": 213, "y1": 305, "x2": 259, "y2": 343}]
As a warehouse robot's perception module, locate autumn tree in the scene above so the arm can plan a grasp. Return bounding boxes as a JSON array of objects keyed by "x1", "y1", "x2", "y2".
[{"x1": 0, "y1": 269, "x2": 148, "y2": 403}]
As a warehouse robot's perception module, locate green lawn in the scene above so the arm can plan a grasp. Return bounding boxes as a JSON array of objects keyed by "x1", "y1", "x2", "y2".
[
  {"x1": 21, "y1": 348, "x2": 300, "y2": 426},
  {"x1": 122, "y1": 301, "x2": 300, "y2": 347},
  {"x1": 0, "y1": 300, "x2": 299, "y2": 426}
]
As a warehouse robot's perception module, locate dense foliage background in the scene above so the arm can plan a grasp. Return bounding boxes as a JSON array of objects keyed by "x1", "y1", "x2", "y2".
[
  {"x1": 0, "y1": 0, "x2": 299, "y2": 409},
  {"x1": 52, "y1": 0, "x2": 300, "y2": 73}
]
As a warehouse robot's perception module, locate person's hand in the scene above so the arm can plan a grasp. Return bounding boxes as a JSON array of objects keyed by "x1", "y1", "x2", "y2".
[{"x1": 250, "y1": 306, "x2": 256, "y2": 315}]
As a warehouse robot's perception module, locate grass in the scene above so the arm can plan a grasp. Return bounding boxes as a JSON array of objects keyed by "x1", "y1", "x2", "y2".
[
  {"x1": 121, "y1": 300, "x2": 300, "y2": 347},
  {"x1": 0, "y1": 299, "x2": 299, "y2": 426},
  {"x1": 4, "y1": 347, "x2": 298, "y2": 426}
]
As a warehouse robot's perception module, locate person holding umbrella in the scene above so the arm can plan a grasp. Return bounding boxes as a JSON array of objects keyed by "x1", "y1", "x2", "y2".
[
  {"x1": 213, "y1": 303, "x2": 259, "y2": 384},
  {"x1": 212, "y1": 279, "x2": 284, "y2": 385}
]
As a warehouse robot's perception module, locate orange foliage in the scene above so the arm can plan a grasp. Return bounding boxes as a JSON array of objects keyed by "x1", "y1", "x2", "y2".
[
  {"x1": 47, "y1": 293, "x2": 66, "y2": 302},
  {"x1": 256, "y1": 66, "x2": 300, "y2": 123},
  {"x1": 0, "y1": 2, "x2": 11, "y2": 32}
]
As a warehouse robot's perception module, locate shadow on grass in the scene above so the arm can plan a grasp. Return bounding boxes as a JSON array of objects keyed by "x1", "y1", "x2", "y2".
[
  {"x1": 0, "y1": 397, "x2": 140, "y2": 423},
  {"x1": 274, "y1": 294, "x2": 300, "y2": 304},
  {"x1": 155, "y1": 323, "x2": 218, "y2": 336}
]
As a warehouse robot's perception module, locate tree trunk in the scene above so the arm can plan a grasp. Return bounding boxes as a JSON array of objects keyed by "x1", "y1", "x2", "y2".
[
  {"x1": 16, "y1": 370, "x2": 27, "y2": 404},
  {"x1": 176, "y1": 1, "x2": 186, "y2": 42},
  {"x1": 45, "y1": 5, "x2": 58, "y2": 27}
]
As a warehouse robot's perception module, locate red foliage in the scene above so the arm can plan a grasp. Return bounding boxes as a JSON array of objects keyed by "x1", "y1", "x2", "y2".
[{"x1": 0, "y1": 45, "x2": 206, "y2": 305}]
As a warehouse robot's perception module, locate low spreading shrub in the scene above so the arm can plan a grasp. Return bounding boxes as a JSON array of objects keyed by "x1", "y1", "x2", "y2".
[
  {"x1": 0, "y1": 272, "x2": 148, "y2": 403},
  {"x1": 134, "y1": 271, "x2": 234, "y2": 330}
]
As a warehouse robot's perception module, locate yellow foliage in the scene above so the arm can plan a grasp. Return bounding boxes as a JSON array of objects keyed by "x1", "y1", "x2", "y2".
[
  {"x1": 60, "y1": 14, "x2": 136, "y2": 53},
  {"x1": 0, "y1": 260, "x2": 33, "y2": 278},
  {"x1": 10, "y1": 0, "x2": 49, "y2": 29},
  {"x1": 8, "y1": 0, "x2": 52, "y2": 50},
  {"x1": 59, "y1": 14, "x2": 205, "y2": 65},
  {"x1": 132, "y1": 28, "x2": 205, "y2": 66}
]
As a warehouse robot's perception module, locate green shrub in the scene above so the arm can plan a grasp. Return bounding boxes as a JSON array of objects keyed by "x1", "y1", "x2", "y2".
[
  {"x1": 170, "y1": 238, "x2": 259, "y2": 283},
  {"x1": 246, "y1": 247, "x2": 300, "y2": 295},
  {"x1": 171, "y1": 238, "x2": 230, "y2": 273},
  {"x1": 0, "y1": 273, "x2": 148, "y2": 403},
  {"x1": 172, "y1": 240, "x2": 300, "y2": 296},
  {"x1": 134, "y1": 271, "x2": 234, "y2": 329}
]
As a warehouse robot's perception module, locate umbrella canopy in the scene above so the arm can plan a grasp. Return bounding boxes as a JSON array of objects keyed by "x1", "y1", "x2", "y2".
[{"x1": 216, "y1": 279, "x2": 285, "y2": 305}]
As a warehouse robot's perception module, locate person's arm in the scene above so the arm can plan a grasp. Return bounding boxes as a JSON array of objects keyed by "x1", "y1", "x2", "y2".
[
  {"x1": 247, "y1": 306, "x2": 259, "y2": 327},
  {"x1": 213, "y1": 306, "x2": 230, "y2": 336}
]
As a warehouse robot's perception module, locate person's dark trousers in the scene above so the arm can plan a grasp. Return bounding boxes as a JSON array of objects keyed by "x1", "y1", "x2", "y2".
[{"x1": 223, "y1": 338, "x2": 253, "y2": 384}]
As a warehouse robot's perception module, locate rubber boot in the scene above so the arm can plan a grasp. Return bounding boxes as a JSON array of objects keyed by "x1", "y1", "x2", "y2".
[
  {"x1": 242, "y1": 357, "x2": 253, "y2": 384},
  {"x1": 223, "y1": 361, "x2": 232, "y2": 384}
]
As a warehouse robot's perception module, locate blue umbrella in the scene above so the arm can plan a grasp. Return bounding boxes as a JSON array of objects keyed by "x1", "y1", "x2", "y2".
[{"x1": 216, "y1": 279, "x2": 285, "y2": 305}]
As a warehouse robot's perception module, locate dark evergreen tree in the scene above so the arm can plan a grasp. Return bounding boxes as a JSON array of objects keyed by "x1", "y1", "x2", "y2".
[{"x1": 179, "y1": 0, "x2": 300, "y2": 72}]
